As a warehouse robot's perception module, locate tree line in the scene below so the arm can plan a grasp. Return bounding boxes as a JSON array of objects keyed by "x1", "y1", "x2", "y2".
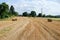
[
  {"x1": 0, "y1": 2, "x2": 18, "y2": 19},
  {"x1": 22, "y1": 11, "x2": 45, "y2": 17},
  {"x1": 21, "y1": 11, "x2": 60, "y2": 18},
  {"x1": 0, "y1": 2, "x2": 60, "y2": 19}
]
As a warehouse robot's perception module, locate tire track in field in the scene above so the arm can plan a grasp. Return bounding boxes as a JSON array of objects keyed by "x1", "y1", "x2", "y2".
[
  {"x1": 40, "y1": 18, "x2": 60, "y2": 36},
  {"x1": 36, "y1": 18, "x2": 60, "y2": 33},
  {"x1": 26, "y1": 20, "x2": 46, "y2": 40},
  {"x1": 0, "y1": 18, "x2": 29, "y2": 40},
  {"x1": 40, "y1": 21, "x2": 60, "y2": 40},
  {"x1": 16, "y1": 20, "x2": 35, "y2": 40},
  {"x1": 35, "y1": 18, "x2": 60, "y2": 40},
  {"x1": 4, "y1": 21, "x2": 29, "y2": 40},
  {"x1": 31, "y1": 19, "x2": 56, "y2": 40},
  {"x1": 42, "y1": 18, "x2": 60, "y2": 30}
]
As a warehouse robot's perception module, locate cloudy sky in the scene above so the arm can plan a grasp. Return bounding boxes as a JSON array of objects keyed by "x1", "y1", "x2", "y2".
[{"x1": 0, "y1": 0, "x2": 60, "y2": 15}]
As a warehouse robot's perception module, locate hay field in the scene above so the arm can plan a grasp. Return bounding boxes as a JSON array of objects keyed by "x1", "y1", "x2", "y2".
[{"x1": 0, "y1": 17, "x2": 60, "y2": 40}]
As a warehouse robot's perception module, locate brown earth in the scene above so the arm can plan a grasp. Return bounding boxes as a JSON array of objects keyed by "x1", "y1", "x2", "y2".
[{"x1": 0, "y1": 17, "x2": 60, "y2": 40}]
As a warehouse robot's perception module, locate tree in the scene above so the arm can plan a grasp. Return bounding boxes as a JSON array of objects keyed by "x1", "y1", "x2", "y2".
[
  {"x1": 42, "y1": 14, "x2": 45, "y2": 17},
  {"x1": 0, "y1": 2, "x2": 9, "y2": 19},
  {"x1": 2, "y1": 2, "x2": 9, "y2": 12},
  {"x1": 30, "y1": 11, "x2": 36, "y2": 17},
  {"x1": 37, "y1": 13, "x2": 42, "y2": 17},
  {"x1": 22, "y1": 12, "x2": 28, "y2": 16},
  {"x1": 0, "y1": 2, "x2": 18, "y2": 19},
  {"x1": 0, "y1": 4, "x2": 3, "y2": 18},
  {"x1": 9, "y1": 5, "x2": 18, "y2": 16},
  {"x1": 10, "y1": 5, "x2": 15, "y2": 15},
  {"x1": 14, "y1": 12, "x2": 18, "y2": 16}
]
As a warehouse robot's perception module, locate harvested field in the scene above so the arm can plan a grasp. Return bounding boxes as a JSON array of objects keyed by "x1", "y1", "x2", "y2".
[{"x1": 0, "y1": 17, "x2": 60, "y2": 40}]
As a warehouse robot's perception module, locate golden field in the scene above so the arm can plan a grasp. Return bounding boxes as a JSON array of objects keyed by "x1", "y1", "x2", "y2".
[{"x1": 0, "y1": 17, "x2": 60, "y2": 40}]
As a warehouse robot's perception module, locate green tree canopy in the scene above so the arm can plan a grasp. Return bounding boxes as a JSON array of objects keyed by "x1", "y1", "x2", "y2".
[
  {"x1": 22, "y1": 12, "x2": 28, "y2": 16},
  {"x1": 42, "y1": 14, "x2": 45, "y2": 17},
  {"x1": 0, "y1": 2, "x2": 9, "y2": 19},
  {"x1": 30, "y1": 11, "x2": 36, "y2": 17},
  {"x1": 10, "y1": 5, "x2": 14, "y2": 15},
  {"x1": 0, "y1": 2, "x2": 18, "y2": 19},
  {"x1": 37, "y1": 13, "x2": 42, "y2": 17},
  {"x1": 9, "y1": 5, "x2": 18, "y2": 16}
]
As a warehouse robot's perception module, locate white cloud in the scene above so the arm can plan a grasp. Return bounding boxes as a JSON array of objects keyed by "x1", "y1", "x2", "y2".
[
  {"x1": 43, "y1": 0, "x2": 60, "y2": 15},
  {"x1": 6, "y1": 0, "x2": 60, "y2": 15}
]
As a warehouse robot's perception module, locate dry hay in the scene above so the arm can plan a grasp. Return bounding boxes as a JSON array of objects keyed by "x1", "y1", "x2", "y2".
[
  {"x1": 47, "y1": 19, "x2": 52, "y2": 22},
  {"x1": 12, "y1": 19, "x2": 17, "y2": 21}
]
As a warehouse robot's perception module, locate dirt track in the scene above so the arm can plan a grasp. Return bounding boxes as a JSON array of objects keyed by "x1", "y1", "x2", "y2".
[{"x1": 0, "y1": 17, "x2": 60, "y2": 40}]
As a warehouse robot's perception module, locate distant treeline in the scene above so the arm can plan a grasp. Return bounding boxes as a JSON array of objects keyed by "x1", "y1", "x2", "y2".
[
  {"x1": 45, "y1": 15, "x2": 60, "y2": 18},
  {"x1": 0, "y1": 2, "x2": 18, "y2": 19},
  {"x1": 19, "y1": 11, "x2": 45, "y2": 17},
  {"x1": 0, "y1": 2, "x2": 60, "y2": 19},
  {"x1": 19, "y1": 11, "x2": 60, "y2": 18}
]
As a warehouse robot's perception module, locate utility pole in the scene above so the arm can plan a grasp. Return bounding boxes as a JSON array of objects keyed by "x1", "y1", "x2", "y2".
[{"x1": 41, "y1": 8, "x2": 43, "y2": 14}]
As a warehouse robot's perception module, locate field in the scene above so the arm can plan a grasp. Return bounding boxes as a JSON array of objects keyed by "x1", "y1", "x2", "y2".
[
  {"x1": 0, "y1": 17, "x2": 60, "y2": 40},
  {"x1": 46, "y1": 18, "x2": 60, "y2": 21}
]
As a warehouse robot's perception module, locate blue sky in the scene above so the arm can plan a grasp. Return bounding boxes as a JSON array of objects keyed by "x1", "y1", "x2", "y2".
[{"x1": 0, "y1": 0, "x2": 60, "y2": 15}]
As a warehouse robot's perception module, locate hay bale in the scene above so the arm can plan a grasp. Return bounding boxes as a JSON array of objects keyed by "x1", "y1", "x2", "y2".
[
  {"x1": 12, "y1": 19, "x2": 17, "y2": 21},
  {"x1": 48, "y1": 19, "x2": 52, "y2": 22}
]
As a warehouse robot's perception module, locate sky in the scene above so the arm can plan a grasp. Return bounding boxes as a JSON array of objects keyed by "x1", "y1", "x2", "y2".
[{"x1": 0, "y1": 0, "x2": 60, "y2": 15}]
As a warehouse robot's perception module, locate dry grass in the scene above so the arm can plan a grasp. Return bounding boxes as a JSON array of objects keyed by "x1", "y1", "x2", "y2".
[
  {"x1": 0, "y1": 17, "x2": 60, "y2": 40},
  {"x1": 0, "y1": 27, "x2": 12, "y2": 37}
]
